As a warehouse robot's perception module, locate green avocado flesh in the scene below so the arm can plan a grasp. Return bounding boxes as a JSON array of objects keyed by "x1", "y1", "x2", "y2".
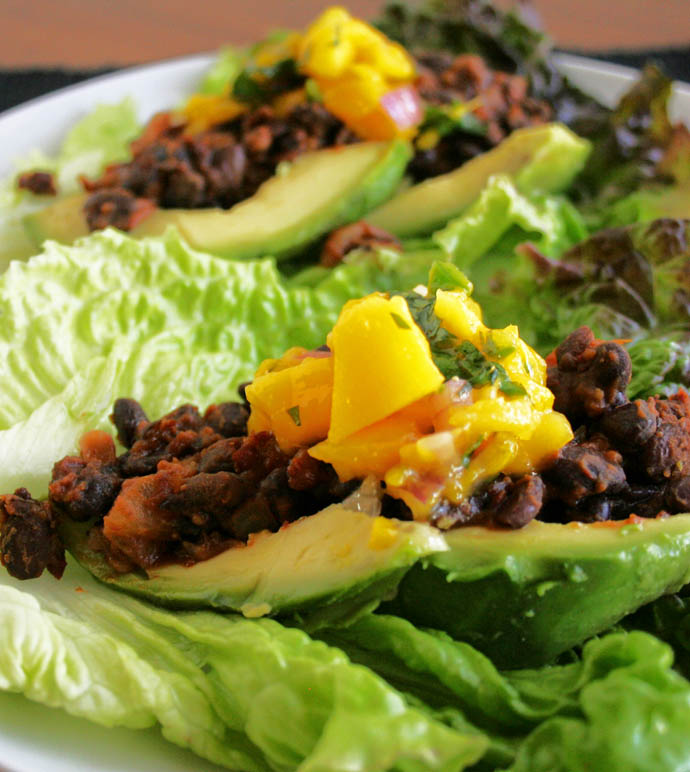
[
  {"x1": 23, "y1": 140, "x2": 411, "y2": 259},
  {"x1": 367, "y1": 123, "x2": 591, "y2": 237},
  {"x1": 382, "y1": 515, "x2": 690, "y2": 668},
  {"x1": 65, "y1": 498, "x2": 690, "y2": 667},
  {"x1": 22, "y1": 192, "x2": 91, "y2": 245},
  {"x1": 62, "y1": 503, "x2": 447, "y2": 621}
]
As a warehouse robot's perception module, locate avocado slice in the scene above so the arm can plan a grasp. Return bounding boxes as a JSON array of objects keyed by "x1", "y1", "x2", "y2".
[
  {"x1": 62, "y1": 500, "x2": 447, "y2": 622},
  {"x1": 366, "y1": 123, "x2": 590, "y2": 237},
  {"x1": 22, "y1": 192, "x2": 90, "y2": 247},
  {"x1": 382, "y1": 515, "x2": 690, "y2": 668},
  {"x1": 23, "y1": 140, "x2": 411, "y2": 260}
]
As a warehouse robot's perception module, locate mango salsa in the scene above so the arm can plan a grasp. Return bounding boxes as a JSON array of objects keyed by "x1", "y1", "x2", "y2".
[
  {"x1": 297, "y1": 6, "x2": 421, "y2": 140},
  {"x1": 246, "y1": 352, "x2": 333, "y2": 452},
  {"x1": 327, "y1": 294, "x2": 444, "y2": 442},
  {"x1": 310, "y1": 411, "x2": 421, "y2": 480},
  {"x1": 245, "y1": 267, "x2": 573, "y2": 521}
]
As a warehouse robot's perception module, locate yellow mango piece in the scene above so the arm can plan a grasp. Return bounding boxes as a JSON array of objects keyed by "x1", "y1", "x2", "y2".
[
  {"x1": 299, "y1": 7, "x2": 355, "y2": 79},
  {"x1": 348, "y1": 20, "x2": 415, "y2": 80},
  {"x1": 246, "y1": 355, "x2": 333, "y2": 451},
  {"x1": 309, "y1": 412, "x2": 420, "y2": 480},
  {"x1": 253, "y1": 346, "x2": 318, "y2": 381},
  {"x1": 447, "y1": 433, "x2": 519, "y2": 504},
  {"x1": 328, "y1": 294, "x2": 444, "y2": 442},
  {"x1": 182, "y1": 94, "x2": 246, "y2": 134},
  {"x1": 368, "y1": 517, "x2": 400, "y2": 550},
  {"x1": 504, "y1": 411, "x2": 574, "y2": 476},
  {"x1": 398, "y1": 430, "x2": 458, "y2": 472},
  {"x1": 273, "y1": 88, "x2": 308, "y2": 118},
  {"x1": 434, "y1": 289, "x2": 485, "y2": 343},
  {"x1": 448, "y1": 395, "x2": 536, "y2": 440},
  {"x1": 247, "y1": 406, "x2": 271, "y2": 435}
]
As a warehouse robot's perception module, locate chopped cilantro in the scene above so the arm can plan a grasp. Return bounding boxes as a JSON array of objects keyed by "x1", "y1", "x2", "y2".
[
  {"x1": 232, "y1": 58, "x2": 302, "y2": 105},
  {"x1": 394, "y1": 290, "x2": 526, "y2": 398},
  {"x1": 287, "y1": 405, "x2": 301, "y2": 426},
  {"x1": 421, "y1": 103, "x2": 487, "y2": 139},
  {"x1": 396, "y1": 292, "x2": 459, "y2": 379},
  {"x1": 482, "y1": 333, "x2": 515, "y2": 360},
  {"x1": 390, "y1": 311, "x2": 411, "y2": 330},
  {"x1": 461, "y1": 434, "x2": 487, "y2": 467},
  {"x1": 456, "y1": 341, "x2": 527, "y2": 397}
]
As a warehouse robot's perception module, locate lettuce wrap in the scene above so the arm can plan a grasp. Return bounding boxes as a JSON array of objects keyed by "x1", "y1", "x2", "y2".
[{"x1": 1, "y1": 2, "x2": 690, "y2": 769}]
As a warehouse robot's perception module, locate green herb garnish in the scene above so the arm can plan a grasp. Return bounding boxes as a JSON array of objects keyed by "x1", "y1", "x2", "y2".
[
  {"x1": 456, "y1": 341, "x2": 526, "y2": 397},
  {"x1": 390, "y1": 311, "x2": 411, "y2": 329},
  {"x1": 232, "y1": 58, "x2": 302, "y2": 105},
  {"x1": 420, "y1": 103, "x2": 487, "y2": 139},
  {"x1": 287, "y1": 405, "x2": 301, "y2": 426},
  {"x1": 394, "y1": 282, "x2": 526, "y2": 398},
  {"x1": 482, "y1": 333, "x2": 515, "y2": 360},
  {"x1": 461, "y1": 434, "x2": 487, "y2": 467}
]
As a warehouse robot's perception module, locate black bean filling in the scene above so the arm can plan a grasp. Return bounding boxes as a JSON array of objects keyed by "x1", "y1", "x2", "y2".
[
  {"x1": 71, "y1": 50, "x2": 554, "y2": 231},
  {"x1": 428, "y1": 327, "x2": 690, "y2": 530},
  {"x1": 2, "y1": 326, "x2": 690, "y2": 581}
]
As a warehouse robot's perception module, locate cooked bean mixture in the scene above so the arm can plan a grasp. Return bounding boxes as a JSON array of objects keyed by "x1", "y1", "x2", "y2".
[
  {"x1": 320, "y1": 221, "x2": 402, "y2": 267},
  {"x1": 17, "y1": 171, "x2": 57, "y2": 196},
  {"x1": 408, "y1": 52, "x2": 553, "y2": 181},
  {"x1": 429, "y1": 327, "x2": 690, "y2": 529},
  {"x1": 18, "y1": 51, "x2": 553, "y2": 232},
  {"x1": 81, "y1": 103, "x2": 357, "y2": 231},
  {"x1": 2, "y1": 327, "x2": 689, "y2": 581}
]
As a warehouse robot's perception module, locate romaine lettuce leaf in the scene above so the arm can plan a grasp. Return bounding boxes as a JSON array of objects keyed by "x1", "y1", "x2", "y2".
[
  {"x1": 198, "y1": 47, "x2": 247, "y2": 95},
  {"x1": 0, "y1": 100, "x2": 140, "y2": 267},
  {"x1": 505, "y1": 636, "x2": 690, "y2": 771},
  {"x1": 432, "y1": 174, "x2": 585, "y2": 265},
  {"x1": 321, "y1": 614, "x2": 690, "y2": 771},
  {"x1": 0, "y1": 561, "x2": 487, "y2": 771},
  {"x1": 0, "y1": 229, "x2": 452, "y2": 497},
  {"x1": 0, "y1": 228, "x2": 322, "y2": 430}
]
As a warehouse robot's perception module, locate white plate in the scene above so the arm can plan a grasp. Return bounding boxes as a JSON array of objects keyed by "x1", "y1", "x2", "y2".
[{"x1": 0, "y1": 52, "x2": 688, "y2": 772}]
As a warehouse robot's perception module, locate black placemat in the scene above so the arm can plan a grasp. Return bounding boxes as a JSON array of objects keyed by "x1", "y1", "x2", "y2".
[
  {"x1": 0, "y1": 68, "x2": 116, "y2": 113},
  {"x1": 0, "y1": 48, "x2": 688, "y2": 115}
]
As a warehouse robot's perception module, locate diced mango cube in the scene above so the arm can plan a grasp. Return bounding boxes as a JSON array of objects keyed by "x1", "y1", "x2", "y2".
[
  {"x1": 503, "y1": 411, "x2": 574, "y2": 476},
  {"x1": 327, "y1": 294, "x2": 444, "y2": 442},
  {"x1": 309, "y1": 412, "x2": 420, "y2": 480},
  {"x1": 434, "y1": 289, "x2": 485, "y2": 342},
  {"x1": 246, "y1": 355, "x2": 333, "y2": 451},
  {"x1": 448, "y1": 395, "x2": 536, "y2": 439},
  {"x1": 447, "y1": 433, "x2": 519, "y2": 504}
]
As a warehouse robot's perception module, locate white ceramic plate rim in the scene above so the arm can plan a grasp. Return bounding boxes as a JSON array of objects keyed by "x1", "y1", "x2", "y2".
[{"x1": 0, "y1": 51, "x2": 688, "y2": 772}]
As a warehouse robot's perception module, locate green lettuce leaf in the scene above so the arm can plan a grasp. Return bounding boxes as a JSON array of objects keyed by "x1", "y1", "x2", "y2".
[
  {"x1": 505, "y1": 633, "x2": 690, "y2": 771},
  {"x1": 0, "y1": 562, "x2": 487, "y2": 771},
  {"x1": 0, "y1": 100, "x2": 140, "y2": 267},
  {"x1": 607, "y1": 183, "x2": 690, "y2": 227},
  {"x1": 420, "y1": 175, "x2": 587, "y2": 343},
  {"x1": 198, "y1": 46, "x2": 247, "y2": 95},
  {"x1": 626, "y1": 336, "x2": 690, "y2": 399},
  {"x1": 321, "y1": 614, "x2": 690, "y2": 771},
  {"x1": 432, "y1": 174, "x2": 584, "y2": 265},
  {"x1": 0, "y1": 229, "x2": 453, "y2": 497}
]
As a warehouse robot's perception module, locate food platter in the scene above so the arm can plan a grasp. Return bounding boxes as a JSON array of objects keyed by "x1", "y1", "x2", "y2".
[{"x1": 0, "y1": 51, "x2": 689, "y2": 772}]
